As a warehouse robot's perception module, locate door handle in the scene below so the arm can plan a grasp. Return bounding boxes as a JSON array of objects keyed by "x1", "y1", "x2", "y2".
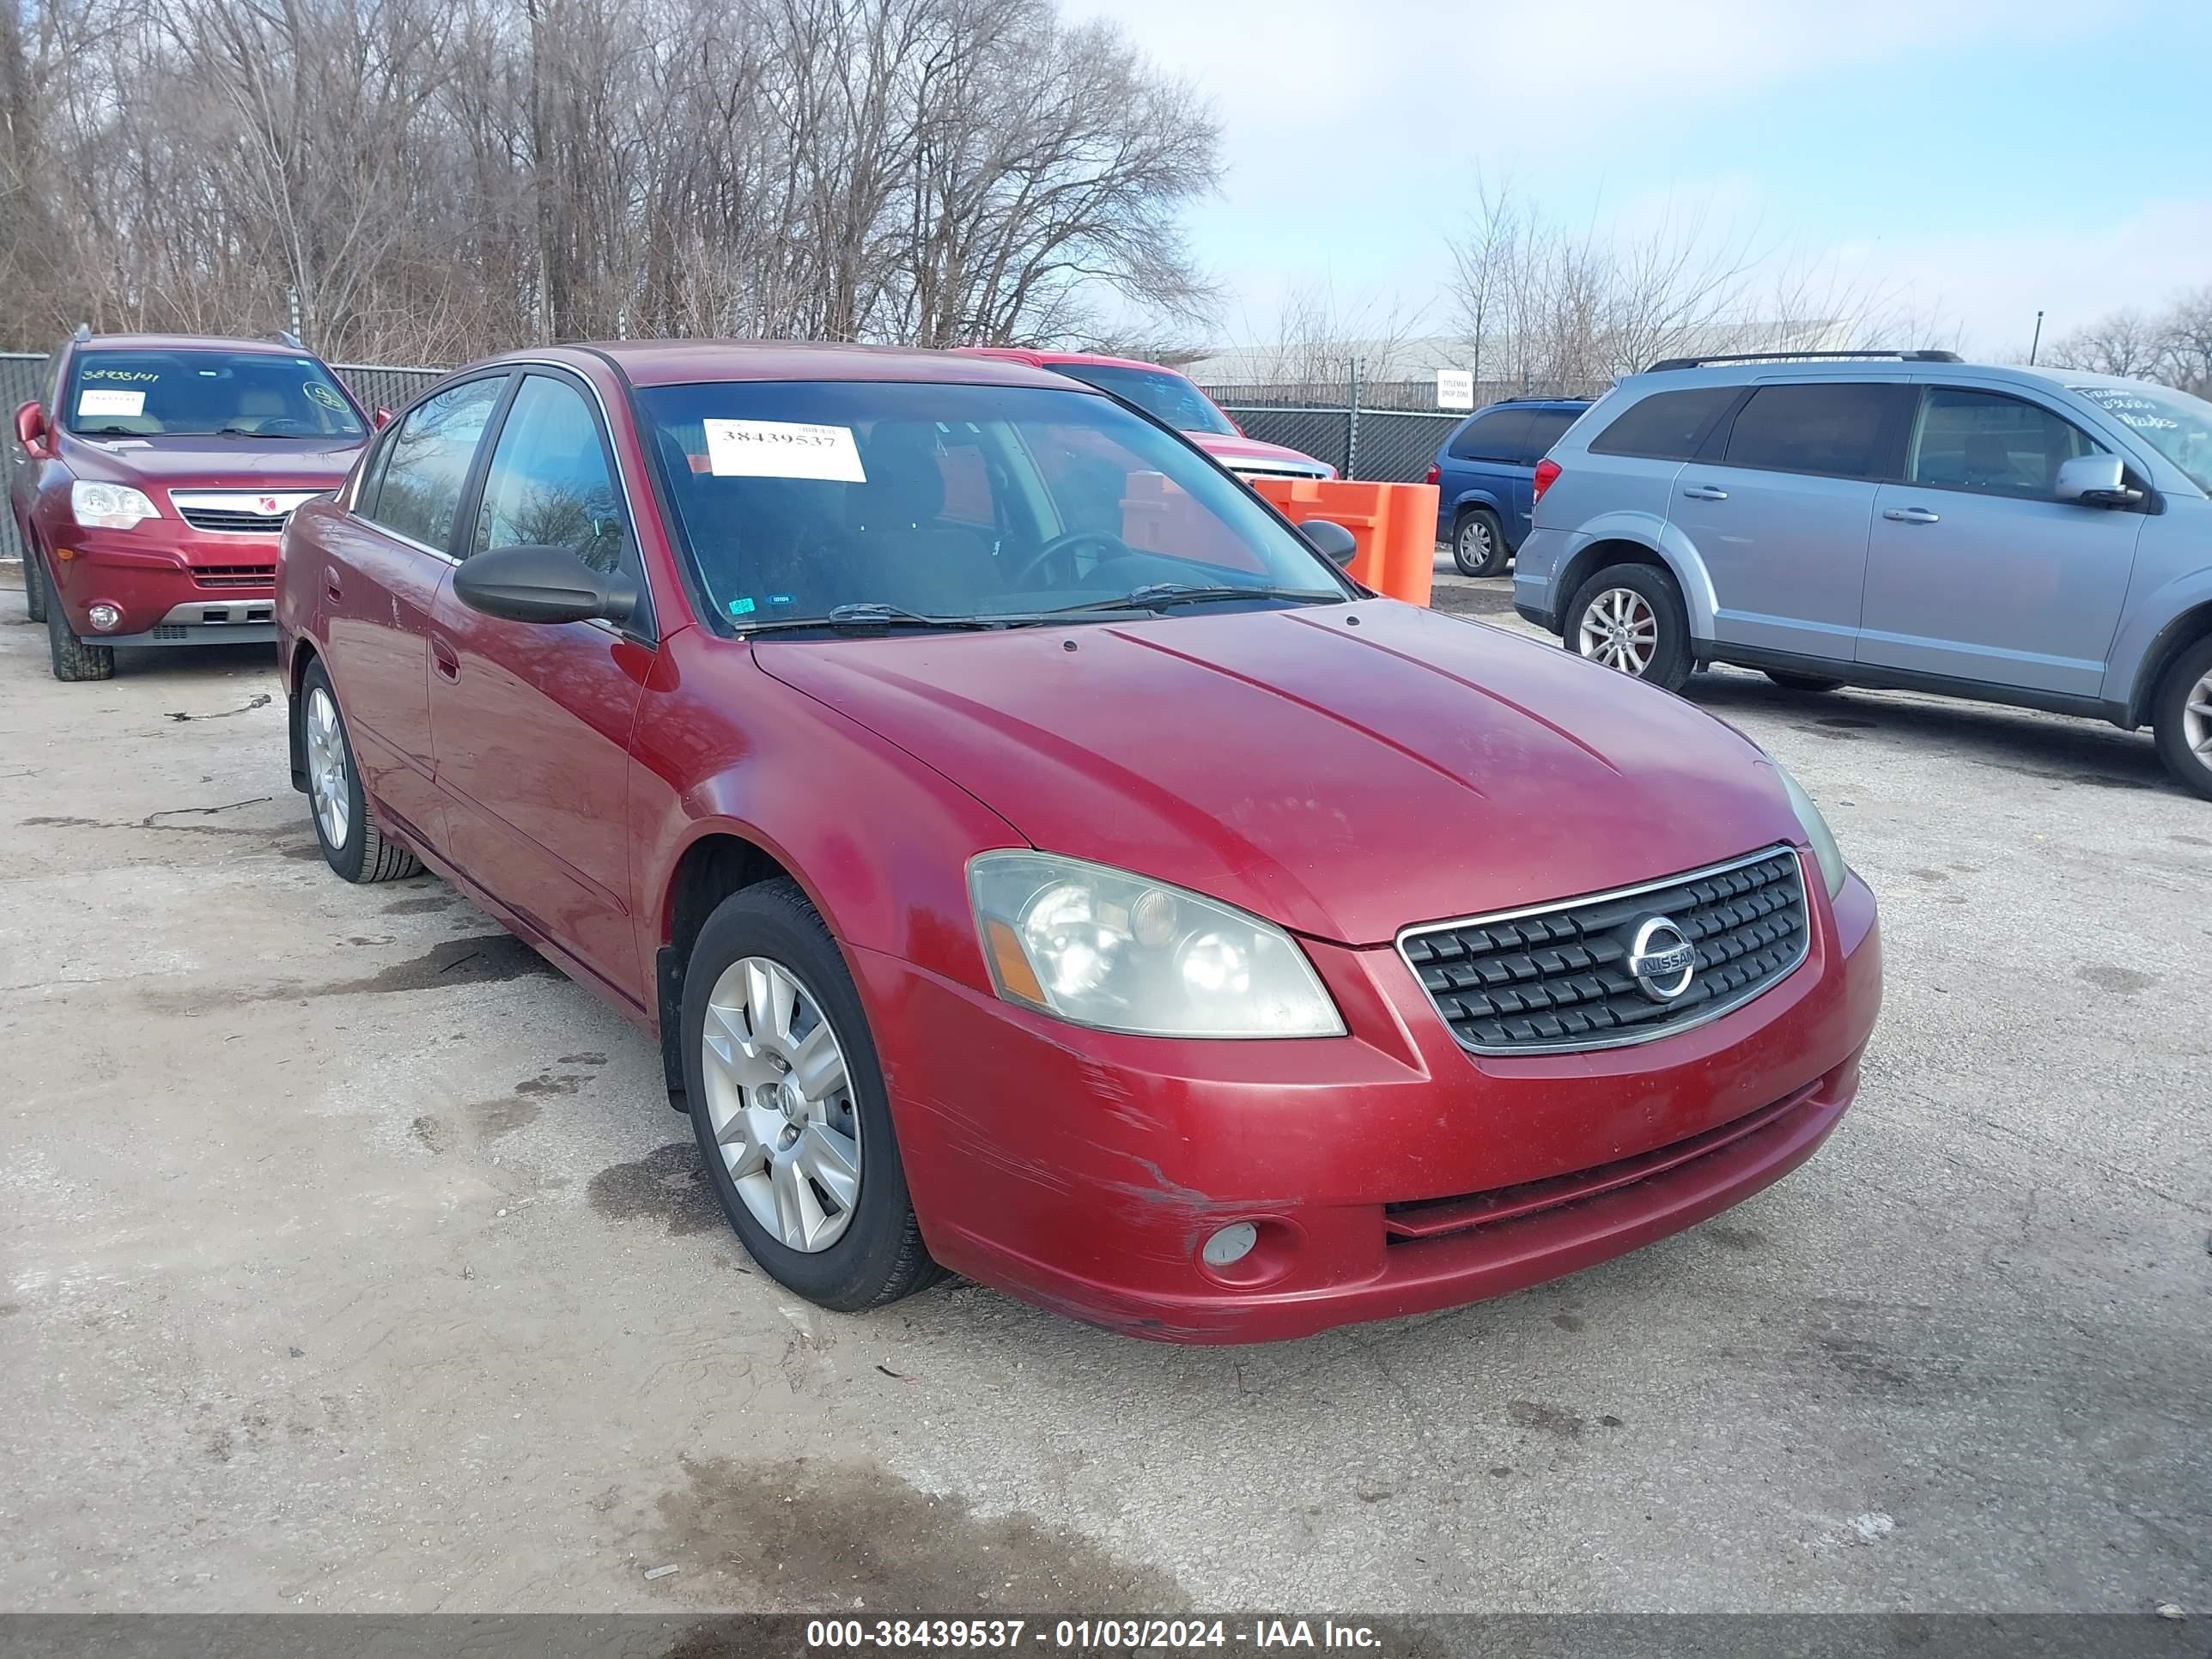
[
  {"x1": 1883, "y1": 507, "x2": 1941, "y2": 525},
  {"x1": 1681, "y1": 485, "x2": 1729, "y2": 501},
  {"x1": 431, "y1": 635, "x2": 460, "y2": 682}
]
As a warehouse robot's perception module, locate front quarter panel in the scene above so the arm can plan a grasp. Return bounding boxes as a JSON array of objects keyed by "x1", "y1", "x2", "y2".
[
  {"x1": 626, "y1": 628, "x2": 1028, "y2": 1001},
  {"x1": 2103, "y1": 495, "x2": 2212, "y2": 717}
]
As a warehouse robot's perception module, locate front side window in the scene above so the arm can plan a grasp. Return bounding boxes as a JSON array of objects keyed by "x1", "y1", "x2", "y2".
[
  {"x1": 1053, "y1": 365, "x2": 1237, "y2": 436},
  {"x1": 1449, "y1": 409, "x2": 1533, "y2": 464},
  {"x1": 1721, "y1": 382, "x2": 1901, "y2": 480},
  {"x1": 363, "y1": 377, "x2": 505, "y2": 550},
  {"x1": 63, "y1": 349, "x2": 365, "y2": 439},
  {"x1": 1910, "y1": 388, "x2": 2104, "y2": 498},
  {"x1": 1589, "y1": 386, "x2": 1736, "y2": 460},
  {"x1": 636, "y1": 380, "x2": 1351, "y2": 630},
  {"x1": 2070, "y1": 381, "x2": 2212, "y2": 495},
  {"x1": 472, "y1": 374, "x2": 626, "y2": 572}
]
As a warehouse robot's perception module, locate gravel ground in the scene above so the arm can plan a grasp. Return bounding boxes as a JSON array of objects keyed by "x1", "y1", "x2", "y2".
[{"x1": 2, "y1": 557, "x2": 2205, "y2": 1617}]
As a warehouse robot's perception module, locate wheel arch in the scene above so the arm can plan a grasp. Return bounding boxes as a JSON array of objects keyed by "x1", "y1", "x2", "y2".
[
  {"x1": 652, "y1": 825, "x2": 809, "y2": 1103},
  {"x1": 286, "y1": 637, "x2": 324, "y2": 792},
  {"x1": 1554, "y1": 526, "x2": 1706, "y2": 638},
  {"x1": 2123, "y1": 598, "x2": 2212, "y2": 729}
]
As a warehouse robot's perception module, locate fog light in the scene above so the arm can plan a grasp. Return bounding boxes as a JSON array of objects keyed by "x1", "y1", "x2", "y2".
[
  {"x1": 1201, "y1": 1222, "x2": 1259, "y2": 1267},
  {"x1": 86, "y1": 603, "x2": 123, "y2": 633}
]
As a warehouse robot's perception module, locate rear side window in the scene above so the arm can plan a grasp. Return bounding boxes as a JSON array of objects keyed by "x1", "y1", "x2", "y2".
[
  {"x1": 1720, "y1": 383, "x2": 1900, "y2": 480},
  {"x1": 1449, "y1": 409, "x2": 1534, "y2": 463},
  {"x1": 1910, "y1": 387, "x2": 2104, "y2": 498},
  {"x1": 1589, "y1": 386, "x2": 1735, "y2": 460},
  {"x1": 1522, "y1": 407, "x2": 1582, "y2": 459},
  {"x1": 362, "y1": 377, "x2": 506, "y2": 550}
]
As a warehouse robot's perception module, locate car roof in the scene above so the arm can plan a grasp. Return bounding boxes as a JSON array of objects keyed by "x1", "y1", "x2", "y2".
[
  {"x1": 1620, "y1": 356, "x2": 2142, "y2": 398},
  {"x1": 956, "y1": 346, "x2": 1200, "y2": 376},
  {"x1": 70, "y1": 333, "x2": 319, "y2": 358},
  {"x1": 538, "y1": 340, "x2": 1090, "y2": 392}
]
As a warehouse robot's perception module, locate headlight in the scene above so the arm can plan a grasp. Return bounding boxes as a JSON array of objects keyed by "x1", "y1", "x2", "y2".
[
  {"x1": 1774, "y1": 763, "x2": 1847, "y2": 900},
  {"x1": 968, "y1": 852, "x2": 1344, "y2": 1038},
  {"x1": 70, "y1": 480, "x2": 160, "y2": 530}
]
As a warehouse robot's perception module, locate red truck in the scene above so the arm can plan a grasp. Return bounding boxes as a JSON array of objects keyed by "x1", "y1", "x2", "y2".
[
  {"x1": 10, "y1": 329, "x2": 372, "y2": 680},
  {"x1": 957, "y1": 347, "x2": 1336, "y2": 483}
]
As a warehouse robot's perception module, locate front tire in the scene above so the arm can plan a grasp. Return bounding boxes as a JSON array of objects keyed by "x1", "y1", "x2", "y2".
[
  {"x1": 1565, "y1": 562, "x2": 1692, "y2": 692},
  {"x1": 22, "y1": 544, "x2": 47, "y2": 624},
  {"x1": 684, "y1": 878, "x2": 940, "y2": 1311},
  {"x1": 1451, "y1": 507, "x2": 1510, "y2": 578},
  {"x1": 2152, "y1": 634, "x2": 2212, "y2": 802},
  {"x1": 298, "y1": 659, "x2": 422, "y2": 882},
  {"x1": 46, "y1": 590, "x2": 113, "y2": 681}
]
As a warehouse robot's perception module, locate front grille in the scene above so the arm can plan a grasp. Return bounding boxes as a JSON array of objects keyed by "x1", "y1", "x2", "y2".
[
  {"x1": 1399, "y1": 846, "x2": 1809, "y2": 1055},
  {"x1": 192, "y1": 564, "x2": 276, "y2": 589},
  {"x1": 178, "y1": 507, "x2": 289, "y2": 534}
]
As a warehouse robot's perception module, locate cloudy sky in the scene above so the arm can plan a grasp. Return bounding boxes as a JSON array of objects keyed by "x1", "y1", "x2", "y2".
[{"x1": 1079, "y1": 0, "x2": 2212, "y2": 354}]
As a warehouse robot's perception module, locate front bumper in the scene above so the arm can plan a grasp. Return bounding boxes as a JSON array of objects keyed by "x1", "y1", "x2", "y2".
[
  {"x1": 854, "y1": 859, "x2": 1881, "y2": 1343},
  {"x1": 44, "y1": 525, "x2": 278, "y2": 646}
]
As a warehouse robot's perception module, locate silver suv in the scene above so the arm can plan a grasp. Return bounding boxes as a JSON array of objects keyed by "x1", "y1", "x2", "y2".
[{"x1": 1512, "y1": 350, "x2": 2212, "y2": 799}]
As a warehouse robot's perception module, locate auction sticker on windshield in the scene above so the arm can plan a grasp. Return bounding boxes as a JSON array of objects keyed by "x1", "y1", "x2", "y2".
[
  {"x1": 79, "y1": 389, "x2": 146, "y2": 418},
  {"x1": 703, "y1": 418, "x2": 866, "y2": 483}
]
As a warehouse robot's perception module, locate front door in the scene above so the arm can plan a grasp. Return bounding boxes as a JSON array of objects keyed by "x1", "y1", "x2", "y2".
[
  {"x1": 427, "y1": 370, "x2": 652, "y2": 1006},
  {"x1": 324, "y1": 374, "x2": 508, "y2": 846},
  {"x1": 1857, "y1": 385, "x2": 2144, "y2": 698},
  {"x1": 1668, "y1": 380, "x2": 1911, "y2": 662}
]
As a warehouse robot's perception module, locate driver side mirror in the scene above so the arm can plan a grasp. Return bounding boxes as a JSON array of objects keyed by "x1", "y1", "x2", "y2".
[
  {"x1": 2055, "y1": 453, "x2": 2142, "y2": 507},
  {"x1": 453, "y1": 544, "x2": 638, "y2": 627},
  {"x1": 14, "y1": 400, "x2": 47, "y2": 459},
  {"x1": 1300, "y1": 519, "x2": 1358, "y2": 567},
  {"x1": 373, "y1": 407, "x2": 392, "y2": 430}
]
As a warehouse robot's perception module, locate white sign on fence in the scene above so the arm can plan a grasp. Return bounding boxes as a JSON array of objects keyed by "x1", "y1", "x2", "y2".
[{"x1": 1435, "y1": 369, "x2": 1475, "y2": 411}]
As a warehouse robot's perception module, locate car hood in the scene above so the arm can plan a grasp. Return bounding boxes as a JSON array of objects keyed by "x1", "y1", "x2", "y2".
[
  {"x1": 753, "y1": 602, "x2": 1805, "y2": 946},
  {"x1": 58, "y1": 432, "x2": 363, "y2": 494},
  {"x1": 1188, "y1": 431, "x2": 1332, "y2": 474}
]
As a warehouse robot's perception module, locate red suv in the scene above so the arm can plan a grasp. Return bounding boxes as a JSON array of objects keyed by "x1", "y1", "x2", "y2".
[
  {"x1": 958, "y1": 347, "x2": 1336, "y2": 482},
  {"x1": 276, "y1": 343, "x2": 1881, "y2": 1343},
  {"x1": 11, "y1": 329, "x2": 371, "y2": 680}
]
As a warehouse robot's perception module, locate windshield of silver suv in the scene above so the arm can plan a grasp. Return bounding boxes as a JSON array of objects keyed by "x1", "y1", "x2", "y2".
[
  {"x1": 64, "y1": 349, "x2": 366, "y2": 440},
  {"x1": 637, "y1": 380, "x2": 1348, "y2": 632},
  {"x1": 2071, "y1": 381, "x2": 2212, "y2": 494}
]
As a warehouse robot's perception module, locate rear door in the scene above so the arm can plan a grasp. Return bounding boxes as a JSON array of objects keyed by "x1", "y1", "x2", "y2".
[
  {"x1": 324, "y1": 372, "x2": 508, "y2": 848},
  {"x1": 426, "y1": 369, "x2": 653, "y2": 1006},
  {"x1": 1444, "y1": 406, "x2": 1532, "y2": 523},
  {"x1": 1668, "y1": 379, "x2": 1912, "y2": 662},
  {"x1": 1857, "y1": 384, "x2": 2143, "y2": 697}
]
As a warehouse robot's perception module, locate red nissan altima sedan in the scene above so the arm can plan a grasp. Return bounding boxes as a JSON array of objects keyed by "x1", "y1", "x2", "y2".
[{"x1": 274, "y1": 342, "x2": 1881, "y2": 1343}]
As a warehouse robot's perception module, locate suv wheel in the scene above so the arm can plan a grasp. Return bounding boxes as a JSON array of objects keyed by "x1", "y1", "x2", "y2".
[
  {"x1": 1763, "y1": 670, "x2": 1844, "y2": 694},
  {"x1": 1565, "y1": 562, "x2": 1692, "y2": 692},
  {"x1": 22, "y1": 544, "x2": 46, "y2": 624},
  {"x1": 684, "y1": 878, "x2": 942, "y2": 1311},
  {"x1": 1451, "y1": 508, "x2": 1509, "y2": 578},
  {"x1": 2152, "y1": 634, "x2": 2212, "y2": 801},
  {"x1": 299, "y1": 660, "x2": 423, "y2": 881},
  {"x1": 46, "y1": 591, "x2": 114, "y2": 682}
]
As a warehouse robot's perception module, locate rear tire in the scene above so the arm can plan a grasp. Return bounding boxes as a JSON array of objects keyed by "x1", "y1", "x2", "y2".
[
  {"x1": 2151, "y1": 634, "x2": 2212, "y2": 802},
  {"x1": 1451, "y1": 507, "x2": 1510, "y2": 578},
  {"x1": 1565, "y1": 562, "x2": 1692, "y2": 692},
  {"x1": 46, "y1": 589, "x2": 113, "y2": 681},
  {"x1": 22, "y1": 544, "x2": 47, "y2": 624},
  {"x1": 1763, "y1": 670, "x2": 1845, "y2": 694},
  {"x1": 684, "y1": 878, "x2": 942, "y2": 1311},
  {"x1": 299, "y1": 659, "x2": 423, "y2": 882}
]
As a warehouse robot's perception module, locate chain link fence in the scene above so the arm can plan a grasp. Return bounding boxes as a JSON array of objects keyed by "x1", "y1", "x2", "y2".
[{"x1": 3, "y1": 349, "x2": 1557, "y2": 561}]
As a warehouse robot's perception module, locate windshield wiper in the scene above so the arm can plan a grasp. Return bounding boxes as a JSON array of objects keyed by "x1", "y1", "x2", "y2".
[
  {"x1": 1048, "y1": 582, "x2": 1345, "y2": 617},
  {"x1": 738, "y1": 602, "x2": 1011, "y2": 636}
]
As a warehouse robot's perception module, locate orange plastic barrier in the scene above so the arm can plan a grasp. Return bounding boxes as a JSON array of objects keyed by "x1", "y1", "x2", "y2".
[{"x1": 1251, "y1": 478, "x2": 1438, "y2": 606}]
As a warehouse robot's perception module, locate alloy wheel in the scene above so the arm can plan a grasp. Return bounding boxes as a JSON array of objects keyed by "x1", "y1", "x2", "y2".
[
  {"x1": 1577, "y1": 587, "x2": 1660, "y2": 675},
  {"x1": 2184, "y1": 665, "x2": 2212, "y2": 768},
  {"x1": 304, "y1": 687, "x2": 351, "y2": 849},
  {"x1": 700, "y1": 955, "x2": 862, "y2": 1253}
]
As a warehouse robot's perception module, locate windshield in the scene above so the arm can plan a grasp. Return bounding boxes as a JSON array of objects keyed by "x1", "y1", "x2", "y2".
[
  {"x1": 2070, "y1": 381, "x2": 2212, "y2": 495},
  {"x1": 64, "y1": 349, "x2": 366, "y2": 440},
  {"x1": 1052, "y1": 364, "x2": 1238, "y2": 436},
  {"x1": 635, "y1": 380, "x2": 1348, "y2": 631}
]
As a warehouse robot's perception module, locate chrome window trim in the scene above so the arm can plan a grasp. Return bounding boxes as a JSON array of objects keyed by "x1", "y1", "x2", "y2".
[{"x1": 1396, "y1": 842, "x2": 1812, "y2": 1057}]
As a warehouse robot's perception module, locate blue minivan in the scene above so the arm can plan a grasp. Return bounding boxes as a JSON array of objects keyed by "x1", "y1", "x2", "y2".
[{"x1": 1431, "y1": 398, "x2": 1591, "y2": 576}]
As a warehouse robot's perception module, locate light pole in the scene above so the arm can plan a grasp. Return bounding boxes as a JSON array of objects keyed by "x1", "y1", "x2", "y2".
[{"x1": 2029, "y1": 309, "x2": 2045, "y2": 366}]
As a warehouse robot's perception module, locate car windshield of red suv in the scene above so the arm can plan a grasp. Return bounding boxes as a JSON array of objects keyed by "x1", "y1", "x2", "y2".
[
  {"x1": 63, "y1": 349, "x2": 365, "y2": 440},
  {"x1": 637, "y1": 379, "x2": 1346, "y2": 631},
  {"x1": 1049, "y1": 364, "x2": 1237, "y2": 435}
]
